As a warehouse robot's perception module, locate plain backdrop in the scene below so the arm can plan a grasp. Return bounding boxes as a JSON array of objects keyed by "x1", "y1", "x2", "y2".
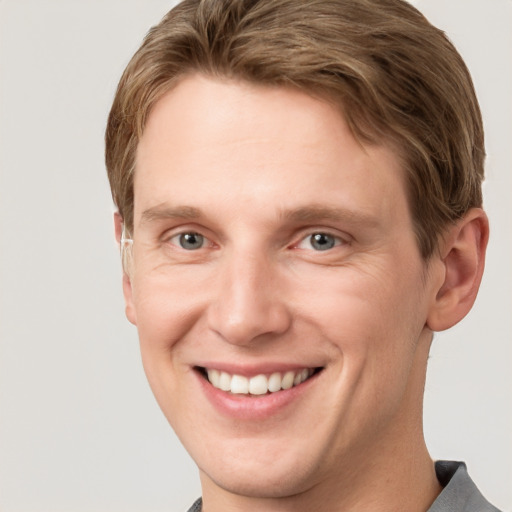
[{"x1": 0, "y1": 1, "x2": 510, "y2": 511}]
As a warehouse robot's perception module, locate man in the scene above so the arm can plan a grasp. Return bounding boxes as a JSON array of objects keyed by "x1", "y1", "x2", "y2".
[{"x1": 105, "y1": 1, "x2": 500, "y2": 510}]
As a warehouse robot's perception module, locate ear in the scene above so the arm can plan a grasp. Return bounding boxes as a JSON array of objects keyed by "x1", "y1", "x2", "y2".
[
  {"x1": 426, "y1": 208, "x2": 489, "y2": 332},
  {"x1": 114, "y1": 212, "x2": 137, "y2": 326}
]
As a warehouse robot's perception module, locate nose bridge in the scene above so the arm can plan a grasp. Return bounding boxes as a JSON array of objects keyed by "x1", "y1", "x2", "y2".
[{"x1": 208, "y1": 245, "x2": 290, "y2": 345}]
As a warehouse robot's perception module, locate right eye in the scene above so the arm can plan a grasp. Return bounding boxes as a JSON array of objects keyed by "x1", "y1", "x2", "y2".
[{"x1": 168, "y1": 232, "x2": 206, "y2": 250}]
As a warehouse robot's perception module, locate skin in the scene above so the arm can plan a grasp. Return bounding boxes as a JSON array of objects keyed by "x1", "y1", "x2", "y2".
[{"x1": 116, "y1": 74, "x2": 488, "y2": 511}]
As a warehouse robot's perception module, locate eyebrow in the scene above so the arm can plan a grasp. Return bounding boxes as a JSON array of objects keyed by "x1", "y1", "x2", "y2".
[
  {"x1": 139, "y1": 203, "x2": 379, "y2": 229},
  {"x1": 140, "y1": 204, "x2": 203, "y2": 225},
  {"x1": 280, "y1": 204, "x2": 380, "y2": 228}
]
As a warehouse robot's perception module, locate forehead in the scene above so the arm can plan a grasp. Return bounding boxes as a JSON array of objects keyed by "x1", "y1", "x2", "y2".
[{"x1": 134, "y1": 74, "x2": 410, "y2": 231}]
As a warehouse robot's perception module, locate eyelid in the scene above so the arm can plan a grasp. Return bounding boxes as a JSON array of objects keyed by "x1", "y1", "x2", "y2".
[
  {"x1": 159, "y1": 224, "x2": 350, "y2": 251},
  {"x1": 292, "y1": 229, "x2": 351, "y2": 250},
  {"x1": 162, "y1": 226, "x2": 216, "y2": 249}
]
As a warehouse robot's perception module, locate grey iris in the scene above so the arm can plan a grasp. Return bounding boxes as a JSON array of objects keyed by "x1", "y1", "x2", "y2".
[
  {"x1": 311, "y1": 233, "x2": 335, "y2": 250},
  {"x1": 179, "y1": 233, "x2": 204, "y2": 250}
]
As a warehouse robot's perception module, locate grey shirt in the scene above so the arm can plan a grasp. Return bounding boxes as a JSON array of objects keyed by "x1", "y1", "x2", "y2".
[
  {"x1": 427, "y1": 461, "x2": 501, "y2": 512},
  {"x1": 187, "y1": 460, "x2": 501, "y2": 512}
]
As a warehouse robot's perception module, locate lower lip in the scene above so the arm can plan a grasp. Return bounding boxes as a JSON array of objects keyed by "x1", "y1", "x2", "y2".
[{"x1": 195, "y1": 370, "x2": 320, "y2": 421}]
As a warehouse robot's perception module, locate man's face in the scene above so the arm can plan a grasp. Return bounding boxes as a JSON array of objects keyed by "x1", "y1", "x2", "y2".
[{"x1": 124, "y1": 75, "x2": 441, "y2": 498}]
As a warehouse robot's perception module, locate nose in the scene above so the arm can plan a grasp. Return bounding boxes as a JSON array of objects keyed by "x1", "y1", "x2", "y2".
[{"x1": 207, "y1": 251, "x2": 292, "y2": 346}]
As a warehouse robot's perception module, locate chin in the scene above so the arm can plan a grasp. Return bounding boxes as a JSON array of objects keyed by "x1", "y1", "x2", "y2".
[
  {"x1": 203, "y1": 463, "x2": 315, "y2": 499},
  {"x1": 195, "y1": 437, "x2": 324, "y2": 499}
]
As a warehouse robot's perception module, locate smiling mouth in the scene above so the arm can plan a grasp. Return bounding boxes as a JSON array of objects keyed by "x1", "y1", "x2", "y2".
[{"x1": 196, "y1": 367, "x2": 323, "y2": 396}]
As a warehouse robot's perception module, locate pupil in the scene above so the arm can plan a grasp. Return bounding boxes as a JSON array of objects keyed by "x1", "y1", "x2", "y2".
[
  {"x1": 180, "y1": 233, "x2": 203, "y2": 250},
  {"x1": 311, "y1": 233, "x2": 335, "y2": 251}
]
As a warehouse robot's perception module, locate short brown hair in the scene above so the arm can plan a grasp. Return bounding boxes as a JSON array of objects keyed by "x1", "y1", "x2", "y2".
[{"x1": 105, "y1": 0, "x2": 484, "y2": 258}]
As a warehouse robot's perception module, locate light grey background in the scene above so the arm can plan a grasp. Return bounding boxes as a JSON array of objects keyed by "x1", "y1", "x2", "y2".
[{"x1": 0, "y1": 1, "x2": 510, "y2": 511}]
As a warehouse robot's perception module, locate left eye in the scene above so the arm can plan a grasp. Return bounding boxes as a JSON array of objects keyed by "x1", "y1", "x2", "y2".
[
  {"x1": 297, "y1": 232, "x2": 341, "y2": 251},
  {"x1": 169, "y1": 232, "x2": 206, "y2": 250}
]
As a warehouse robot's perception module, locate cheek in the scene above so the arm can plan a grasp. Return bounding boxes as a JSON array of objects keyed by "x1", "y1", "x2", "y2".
[
  {"x1": 303, "y1": 261, "x2": 424, "y2": 334},
  {"x1": 130, "y1": 275, "x2": 201, "y2": 416},
  {"x1": 301, "y1": 262, "x2": 428, "y2": 385},
  {"x1": 131, "y1": 268, "x2": 208, "y2": 351},
  {"x1": 319, "y1": 274, "x2": 427, "y2": 422}
]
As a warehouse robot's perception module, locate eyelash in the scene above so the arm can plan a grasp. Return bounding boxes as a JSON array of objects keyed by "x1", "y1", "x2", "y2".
[
  {"x1": 167, "y1": 231, "x2": 213, "y2": 250},
  {"x1": 294, "y1": 232, "x2": 346, "y2": 251},
  {"x1": 164, "y1": 229, "x2": 349, "y2": 252}
]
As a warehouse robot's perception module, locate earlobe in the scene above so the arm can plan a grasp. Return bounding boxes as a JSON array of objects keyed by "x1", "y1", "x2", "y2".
[
  {"x1": 426, "y1": 208, "x2": 489, "y2": 332},
  {"x1": 114, "y1": 212, "x2": 137, "y2": 326}
]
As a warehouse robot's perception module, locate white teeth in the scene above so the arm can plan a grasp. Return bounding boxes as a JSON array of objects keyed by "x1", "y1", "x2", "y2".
[
  {"x1": 249, "y1": 374, "x2": 268, "y2": 395},
  {"x1": 230, "y1": 374, "x2": 249, "y2": 394},
  {"x1": 205, "y1": 367, "x2": 316, "y2": 395},
  {"x1": 281, "y1": 371, "x2": 295, "y2": 390},
  {"x1": 219, "y1": 371, "x2": 231, "y2": 391},
  {"x1": 207, "y1": 369, "x2": 220, "y2": 387},
  {"x1": 268, "y1": 372, "x2": 282, "y2": 392}
]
